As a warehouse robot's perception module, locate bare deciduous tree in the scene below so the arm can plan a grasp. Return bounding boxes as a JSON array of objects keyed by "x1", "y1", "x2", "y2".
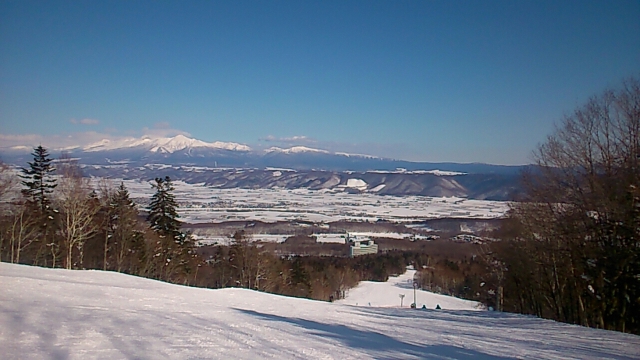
[
  {"x1": 228, "y1": 231, "x2": 268, "y2": 290},
  {"x1": 56, "y1": 161, "x2": 99, "y2": 269},
  {"x1": 3, "y1": 203, "x2": 39, "y2": 263},
  {"x1": 0, "y1": 161, "x2": 19, "y2": 206},
  {"x1": 496, "y1": 77, "x2": 640, "y2": 334},
  {"x1": 0, "y1": 161, "x2": 22, "y2": 260}
]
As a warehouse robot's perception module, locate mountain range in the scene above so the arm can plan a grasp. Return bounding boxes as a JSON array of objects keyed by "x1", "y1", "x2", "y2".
[
  {"x1": 2, "y1": 134, "x2": 527, "y2": 173},
  {"x1": 1, "y1": 135, "x2": 529, "y2": 200}
]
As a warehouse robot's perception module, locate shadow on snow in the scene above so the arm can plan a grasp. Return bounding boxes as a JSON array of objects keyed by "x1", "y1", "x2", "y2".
[{"x1": 235, "y1": 308, "x2": 517, "y2": 360}]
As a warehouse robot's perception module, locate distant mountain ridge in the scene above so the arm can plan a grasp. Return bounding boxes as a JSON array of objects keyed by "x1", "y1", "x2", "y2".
[
  {"x1": 265, "y1": 146, "x2": 331, "y2": 155},
  {"x1": 80, "y1": 134, "x2": 252, "y2": 153},
  {"x1": 79, "y1": 164, "x2": 522, "y2": 201},
  {"x1": 1, "y1": 135, "x2": 529, "y2": 200},
  {"x1": 1, "y1": 134, "x2": 527, "y2": 174}
]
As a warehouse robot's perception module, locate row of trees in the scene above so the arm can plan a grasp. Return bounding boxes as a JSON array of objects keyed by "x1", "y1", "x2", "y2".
[
  {"x1": 491, "y1": 78, "x2": 640, "y2": 334},
  {"x1": 0, "y1": 149, "x2": 507, "y2": 308},
  {"x1": 0, "y1": 151, "x2": 438, "y2": 302},
  {"x1": 196, "y1": 238, "x2": 429, "y2": 301},
  {"x1": 0, "y1": 148, "x2": 195, "y2": 283}
]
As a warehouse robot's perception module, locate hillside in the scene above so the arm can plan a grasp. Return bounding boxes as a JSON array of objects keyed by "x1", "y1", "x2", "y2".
[
  {"x1": 1, "y1": 263, "x2": 638, "y2": 359},
  {"x1": 77, "y1": 166, "x2": 521, "y2": 200}
]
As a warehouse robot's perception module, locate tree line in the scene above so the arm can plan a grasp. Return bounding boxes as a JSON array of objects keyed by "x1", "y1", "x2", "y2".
[
  {"x1": 0, "y1": 149, "x2": 195, "y2": 283},
  {"x1": 0, "y1": 153, "x2": 440, "y2": 301},
  {"x1": 487, "y1": 77, "x2": 640, "y2": 334}
]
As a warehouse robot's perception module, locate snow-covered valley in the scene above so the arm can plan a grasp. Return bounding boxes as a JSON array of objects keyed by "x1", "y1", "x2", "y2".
[
  {"x1": 107, "y1": 178, "x2": 509, "y2": 224},
  {"x1": 2, "y1": 262, "x2": 638, "y2": 359}
]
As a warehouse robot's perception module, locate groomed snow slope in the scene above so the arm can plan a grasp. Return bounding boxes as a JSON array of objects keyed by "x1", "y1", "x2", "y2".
[
  {"x1": 336, "y1": 270, "x2": 483, "y2": 310},
  {"x1": 2, "y1": 263, "x2": 639, "y2": 359}
]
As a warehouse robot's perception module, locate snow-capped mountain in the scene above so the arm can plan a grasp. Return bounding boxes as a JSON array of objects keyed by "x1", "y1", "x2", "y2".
[
  {"x1": 1, "y1": 133, "x2": 526, "y2": 175},
  {"x1": 83, "y1": 134, "x2": 252, "y2": 153},
  {"x1": 1, "y1": 134, "x2": 530, "y2": 199},
  {"x1": 265, "y1": 146, "x2": 330, "y2": 154}
]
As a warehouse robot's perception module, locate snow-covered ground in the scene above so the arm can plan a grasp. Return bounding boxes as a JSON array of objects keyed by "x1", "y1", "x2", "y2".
[
  {"x1": 98, "y1": 178, "x2": 509, "y2": 224},
  {"x1": 192, "y1": 233, "x2": 290, "y2": 246},
  {"x1": 2, "y1": 263, "x2": 639, "y2": 359},
  {"x1": 337, "y1": 269, "x2": 483, "y2": 310}
]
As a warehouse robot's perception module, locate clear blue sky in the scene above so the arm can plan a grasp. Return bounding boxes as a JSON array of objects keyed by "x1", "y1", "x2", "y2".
[{"x1": 1, "y1": 0, "x2": 639, "y2": 164}]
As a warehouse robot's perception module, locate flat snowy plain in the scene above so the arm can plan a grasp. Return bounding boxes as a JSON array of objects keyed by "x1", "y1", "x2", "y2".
[
  {"x1": 2, "y1": 263, "x2": 639, "y2": 359},
  {"x1": 105, "y1": 178, "x2": 509, "y2": 224}
]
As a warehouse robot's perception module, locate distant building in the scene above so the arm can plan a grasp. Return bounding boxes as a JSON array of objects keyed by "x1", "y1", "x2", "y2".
[{"x1": 349, "y1": 238, "x2": 378, "y2": 257}]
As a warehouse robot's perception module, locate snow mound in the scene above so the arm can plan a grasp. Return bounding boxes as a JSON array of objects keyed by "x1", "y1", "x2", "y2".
[
  {"x1": 346, "y1": 178, "x2": 367, "y2": 189},
  {"x1": 2, "y1": 262, "x2": 639, "y2": 359},
  {"x1": 370, "y1": 184, "x2": 386, "y2": 192}
]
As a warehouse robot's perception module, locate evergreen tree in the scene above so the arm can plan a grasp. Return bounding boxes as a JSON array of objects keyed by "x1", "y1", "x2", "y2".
[
  {"x1": 20, "y1": 145, "x2": 56, "y2": 213},
  {"x1": 147, "y1": 176, "x2": 181, "y2": 240},
  {"x1": 20, "y1": 145, "x2": 57, "y2": 266},
  {"x1": 146, "y1": 176, "x2": 193, "y2": 282},
  {"x1": 110, "y1": 182, "x2": 144, "y2": 272}
]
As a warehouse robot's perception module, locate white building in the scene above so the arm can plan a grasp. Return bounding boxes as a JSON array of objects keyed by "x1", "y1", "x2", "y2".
[{"x1": 349, "y1": 238, "x2": 379, "y2": 257}]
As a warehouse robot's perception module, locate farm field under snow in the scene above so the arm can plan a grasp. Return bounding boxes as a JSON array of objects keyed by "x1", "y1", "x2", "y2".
[
  {"x1": 103, "y1": 178, "x2": 509, "y2": 224},
  {"x1": 2, "y1": 262, "x2": 639, "y2": 359}
]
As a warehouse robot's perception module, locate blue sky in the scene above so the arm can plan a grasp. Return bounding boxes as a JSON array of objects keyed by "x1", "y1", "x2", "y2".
[{"x1": 1, "y1": 0, "x2": 639, "y2": 164}]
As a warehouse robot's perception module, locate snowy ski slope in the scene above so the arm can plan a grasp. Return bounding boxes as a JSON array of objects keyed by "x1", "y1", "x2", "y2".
[
  {"x1": 336, "y1": 269, "x2": 483, "y2": 310},
  {"x1": 1, "y1": 262, "x2": 639, "y2": 359}
]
